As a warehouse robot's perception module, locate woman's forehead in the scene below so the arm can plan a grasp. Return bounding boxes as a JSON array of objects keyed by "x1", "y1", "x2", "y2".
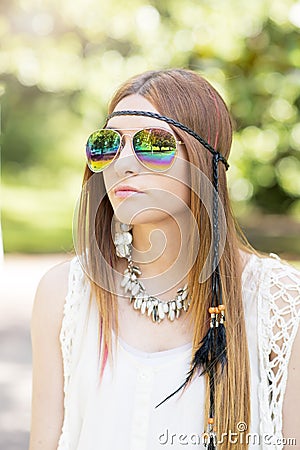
[{"x1": 107, "y1": 94, "x2": 174, "y2": 132}]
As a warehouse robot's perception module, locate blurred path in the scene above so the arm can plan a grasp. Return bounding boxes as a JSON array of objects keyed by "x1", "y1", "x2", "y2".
[{"x1": 0, "y1": 254, "x2": 67, "y2": 450}]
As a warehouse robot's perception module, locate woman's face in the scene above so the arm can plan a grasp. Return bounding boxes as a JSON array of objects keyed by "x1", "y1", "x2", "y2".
[{"x1": 103, "y1": 94, "x2": 191, "y2": 225}]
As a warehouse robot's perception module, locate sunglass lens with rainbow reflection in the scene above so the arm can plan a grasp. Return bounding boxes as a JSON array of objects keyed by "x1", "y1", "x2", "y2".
[
  {"x1": 86, "y1": 129, "x2": 121, "y2": 172},
  {"x1": 133, "y1": 128, "x2": 177, "y2": 172}
]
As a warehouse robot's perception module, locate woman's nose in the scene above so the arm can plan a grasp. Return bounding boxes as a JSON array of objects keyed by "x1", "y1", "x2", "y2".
[{"x1": 113, "y1": 134, "x2": 141, "y2": 176}]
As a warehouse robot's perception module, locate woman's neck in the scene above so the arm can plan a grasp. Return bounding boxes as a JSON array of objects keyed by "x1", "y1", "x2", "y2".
[{"x1": 128, "y1": 214, "x2": 194, "y2": 298}]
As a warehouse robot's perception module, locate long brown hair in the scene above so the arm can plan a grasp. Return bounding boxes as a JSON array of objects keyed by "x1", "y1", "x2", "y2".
[{"x1": 77, "y1": 69, "x2": 251, "y2": 449}]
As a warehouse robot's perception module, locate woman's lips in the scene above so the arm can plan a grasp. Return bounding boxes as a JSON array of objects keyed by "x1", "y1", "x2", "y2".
[{"x1": 114, "y1": 185, "x2": 144, "y2": 198}]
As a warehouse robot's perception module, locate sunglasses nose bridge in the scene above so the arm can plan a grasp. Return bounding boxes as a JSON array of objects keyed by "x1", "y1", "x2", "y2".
[{"x1": 118, "y1": 132, "x2": 135, "y2": 156}]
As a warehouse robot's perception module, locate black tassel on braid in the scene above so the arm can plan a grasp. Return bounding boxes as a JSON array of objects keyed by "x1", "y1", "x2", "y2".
[
  {"x1": 105, "y1": 110, "x2": 229, "y2": 449},
  {"x1": 208, "y1": 434, "x2": 217, "y2": 450},
  {"x1": 216, "y1": 322, "x2": 227, "y2": 371},
  {"x1": 193, "y1": 327, "x2": 215, "y2": 372}
]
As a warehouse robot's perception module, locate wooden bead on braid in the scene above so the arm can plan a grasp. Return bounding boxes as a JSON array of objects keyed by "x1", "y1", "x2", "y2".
[
  {"x1": 218, "y1": 304, "x2": 226, "y2": 325},
  {"x1": 209, "y1": 304, "x2": 226, "y2": 328}
]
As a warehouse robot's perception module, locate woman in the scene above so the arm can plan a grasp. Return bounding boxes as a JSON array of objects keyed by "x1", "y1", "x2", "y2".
[{"x1": 29, "y1": 69, "x2": 300, "y2": 450}]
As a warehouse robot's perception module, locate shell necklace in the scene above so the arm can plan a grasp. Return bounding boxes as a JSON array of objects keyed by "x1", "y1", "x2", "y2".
[{"x1": 114, "y1": 223, "x2": 191, "y2": 324}]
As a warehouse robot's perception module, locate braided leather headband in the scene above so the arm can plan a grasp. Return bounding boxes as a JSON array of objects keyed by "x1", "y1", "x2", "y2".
[
  {"x1": 106, "y1": 110, "x2": 229, "y2": 170},
  {"x1": 106, "y1": 109, "x2": 228, "y2": 448}
]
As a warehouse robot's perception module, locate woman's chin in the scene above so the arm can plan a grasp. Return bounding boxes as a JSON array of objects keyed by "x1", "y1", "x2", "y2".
[{"x1": 113, "y1": 209, "x2": 172, "y2": 226}]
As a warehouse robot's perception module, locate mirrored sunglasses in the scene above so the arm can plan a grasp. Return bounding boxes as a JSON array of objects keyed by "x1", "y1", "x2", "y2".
[{"x1": 86, "y1": 127, "x2": 183, "y2": 173}]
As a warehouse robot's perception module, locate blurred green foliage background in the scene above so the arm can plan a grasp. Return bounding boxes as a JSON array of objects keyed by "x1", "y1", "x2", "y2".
[{"x1": 1, "y1": 0, "x2": 300, "y2": 257}]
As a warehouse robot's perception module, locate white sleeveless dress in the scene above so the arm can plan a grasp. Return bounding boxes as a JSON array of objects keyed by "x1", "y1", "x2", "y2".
[{"x1": 57, "y1": 253, "x2": 300, "y2": 450}]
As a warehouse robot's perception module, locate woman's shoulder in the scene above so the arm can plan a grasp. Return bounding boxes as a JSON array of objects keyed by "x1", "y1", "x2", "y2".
[
  {"x1": 263, "y1": 253, "x2": 298, "y2": 289},
  {"x1": 31, "y1": 259, "x2": 75, "y2": 352},
  {"x1": 242, "y1": 250, "x2": 300, "y2": 285},
  {"x1": 243, "y1": 252, "x2": 300, "y2": 321},
  {"x1": 32, "y1": 256, "x2": 87, "y2": 327},
  {"x1": 37, "y1": 259, "x2": 72, "y2": 289},
  {"x1": 33, "y1": 260, "x2": 71, "y2": 315},
  {"x1": 241, "y1": 251, "x2": 300, "y2": 316}
]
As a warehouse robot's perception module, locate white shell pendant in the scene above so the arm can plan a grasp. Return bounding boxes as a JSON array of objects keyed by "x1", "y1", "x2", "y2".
[
  {"x1": 131, "y1": 282, "x2": 140, "y2": 296},
  {"x1": 121, "y1": 273, "x2": 130, "y2": 287},
  {"x1": 141, "y1": 301, "x2": 147, "y2": 315},
  {"x1": 158, "y1": 303, "x2": 165, "y2": 320},
  {"x1": 124, "y1": 280, "x2": 132, "y2": 293},
  {"x1": 116, "y1": 244, "x2": 129, "y2": 258},
  {"x1": 147, "y1": 302, "x2": 154, "y2": 316},
  {"x1": 114, "y1": 231, "x2": 132, "y2": 245},
  {"x1": 168, "y1": 309, "x2": 175, "y2": 321}
]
